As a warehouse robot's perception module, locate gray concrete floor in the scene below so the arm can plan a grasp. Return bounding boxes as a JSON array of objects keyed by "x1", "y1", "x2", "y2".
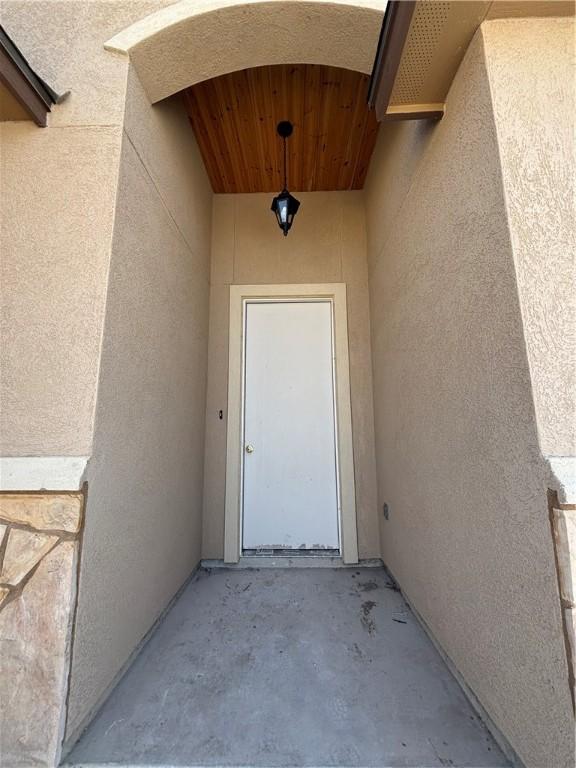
[{"x1": 65, "y1": 567, "x2": 508, "y2": 768}]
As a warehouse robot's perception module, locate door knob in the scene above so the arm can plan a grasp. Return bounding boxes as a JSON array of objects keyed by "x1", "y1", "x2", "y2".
[{"x1": 245, "y1": 444, "x2": 255, "y2": 454}]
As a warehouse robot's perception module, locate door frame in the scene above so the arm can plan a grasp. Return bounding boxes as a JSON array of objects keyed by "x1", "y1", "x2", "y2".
[{"x1": 224, "y1": 283, "x2": 358, "y2": 564}]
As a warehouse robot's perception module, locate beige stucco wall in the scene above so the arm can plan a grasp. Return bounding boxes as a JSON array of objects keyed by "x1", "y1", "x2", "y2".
[
  {"x1": 203, "y1": 192, "x2": 380, "y2": 561},
  {"x1": 0, "y1": 120, "x2": 120, "y2": 455},
  {"x1": 65, "y1": 66, "x2": 213, "y2": 743},
  {"x1": 483, "y1": 17, "x2": 575, "y2": 458},
  {"x1": 364, "y1": 23, "x2": 574, "y2": 768},
  {"x1": 0, "y1": 0, "x2": 178, "y2": 456}
]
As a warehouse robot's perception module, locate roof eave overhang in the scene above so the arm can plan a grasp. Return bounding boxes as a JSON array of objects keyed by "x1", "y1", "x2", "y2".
[
  {"x1": 368, "y1": 0, "x2": 422, "y2": 122},
  {"x1": 0, "y1": 25, "x2": 63, "y2": 126}
]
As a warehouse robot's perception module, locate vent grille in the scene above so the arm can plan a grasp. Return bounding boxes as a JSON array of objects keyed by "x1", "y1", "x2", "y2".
[{"x1": 390, "y1": 1, "x2": 451, "y2": 104}]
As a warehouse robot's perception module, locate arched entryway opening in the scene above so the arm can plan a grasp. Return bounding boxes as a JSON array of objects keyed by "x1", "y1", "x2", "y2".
[
  {"x1": 64, "y1": 0, "x2": 389, "y2": 759},
  {"x1": 104, "y1": 0, "x2": 385, "y2": 99}
]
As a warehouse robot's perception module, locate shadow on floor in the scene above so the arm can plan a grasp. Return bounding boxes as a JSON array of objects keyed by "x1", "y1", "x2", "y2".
[{"x1": 65, "y1": 567, "x2": 508, "y2": 767}]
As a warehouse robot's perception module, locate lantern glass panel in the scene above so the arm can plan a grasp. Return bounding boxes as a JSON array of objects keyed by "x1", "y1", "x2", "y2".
[{"x1": 271, "y1": 189, "x2": 300, "y2": 236}]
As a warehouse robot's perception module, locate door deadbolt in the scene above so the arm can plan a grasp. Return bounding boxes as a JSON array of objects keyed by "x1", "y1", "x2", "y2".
[{"x1": 245, "y1": 444, "x2": 255, "y2": 453}]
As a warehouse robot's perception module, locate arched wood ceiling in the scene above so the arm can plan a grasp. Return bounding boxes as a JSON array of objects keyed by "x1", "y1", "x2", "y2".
[{"x1": 184, "y1": 64, "x2": 380, "y2": 194}]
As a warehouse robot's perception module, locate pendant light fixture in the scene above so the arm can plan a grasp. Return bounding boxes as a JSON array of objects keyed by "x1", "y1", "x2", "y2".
[{"x1": 271, "y1": 121, "x2": 300, "y2": 236}]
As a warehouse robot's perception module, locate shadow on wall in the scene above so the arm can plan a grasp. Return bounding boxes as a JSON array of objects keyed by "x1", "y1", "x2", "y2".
[
  {"x1": 64, "y1": 65, "x2": 213, "y2": 749},
  {"x1": 364, "y1": 21, "x2": 575, "y2": 768}
]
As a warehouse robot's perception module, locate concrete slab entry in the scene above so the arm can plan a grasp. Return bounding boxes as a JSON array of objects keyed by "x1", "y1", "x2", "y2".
[{"x1": 64, "y1": 568, "x2": 508, "y2": 768}]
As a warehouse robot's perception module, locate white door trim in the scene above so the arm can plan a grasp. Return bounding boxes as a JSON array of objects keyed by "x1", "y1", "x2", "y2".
[{"x1": 224, "y1": 283, "x2": 358, "y2": 564}]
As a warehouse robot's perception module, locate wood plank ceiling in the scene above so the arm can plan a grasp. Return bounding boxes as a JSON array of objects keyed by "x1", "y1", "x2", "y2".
[{"x1": 184, "y1": 64, "x2": 379, "y2": 194}]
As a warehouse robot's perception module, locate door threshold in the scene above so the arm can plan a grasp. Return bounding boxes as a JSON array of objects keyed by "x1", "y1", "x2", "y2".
[
  {"x1": 201, "y1": 556, "x2": 384, "y2": 570},
  {"x1": 243, "y1": 548, "x2": 340, "y2": 557}
]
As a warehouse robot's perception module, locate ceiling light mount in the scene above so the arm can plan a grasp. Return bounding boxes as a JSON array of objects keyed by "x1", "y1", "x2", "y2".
[{"x1": 276, "y1": 120, "x2": 294, "y2": 139}]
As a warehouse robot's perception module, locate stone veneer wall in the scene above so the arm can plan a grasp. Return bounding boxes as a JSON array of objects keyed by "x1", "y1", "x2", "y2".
[
  {"x1": 0, "y1": 492, "x2": 84, "y2": 767},
  {"x1": 550, "y1": 496, "x2": 576, "y2": 712}
]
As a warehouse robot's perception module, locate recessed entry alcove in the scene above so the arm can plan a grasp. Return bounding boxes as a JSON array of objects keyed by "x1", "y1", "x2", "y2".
[{"x1": 1, "y1": 2, "x2": 573, "y2": 767}]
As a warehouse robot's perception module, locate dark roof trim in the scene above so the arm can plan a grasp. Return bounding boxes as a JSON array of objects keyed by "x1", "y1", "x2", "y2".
[
  {"x1": 368, "y1": 0, "x2": 416, "y2": 122},
  {"x1": 0, "y1": 25, "x2": 64, "y2": 126}
]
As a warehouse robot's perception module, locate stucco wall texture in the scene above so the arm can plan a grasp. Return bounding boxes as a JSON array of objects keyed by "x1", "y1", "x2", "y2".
[
  {"x1": 364, "y1": 23, "x2": 574, "y2": 768},
  {"x1": 65, "y1": 67, "x2": 212, "y2": 744},
  {"x1": 483, "y1": 17, "x2": 575, "y2": 458},
  {"x1": 0, "y1": 0, "x2": 179, "y2": 456},
  {"x1": 203, "y1": 192, "x2": 380, "y2": 562},
  {"x1": 105, "y1": 0, "x2": 385, "y2": 103}
]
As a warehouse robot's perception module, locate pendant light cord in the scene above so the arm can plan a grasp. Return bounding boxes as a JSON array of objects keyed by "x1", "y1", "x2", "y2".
[{"x1": 283, "y1": 135, "x2": 287, "y2": 190}]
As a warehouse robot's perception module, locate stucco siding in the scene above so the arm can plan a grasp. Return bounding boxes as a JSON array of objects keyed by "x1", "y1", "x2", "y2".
[
  {"x1": 0, "y1": 0, "x2": 180, "y2": 456},
  {"x1": 0, "y1": 124, "x2": 121, "y2": 454},
  {"x1": 105, "y1": 0, "x2": 385, "y2": 103},
  {"x1": 65, "y1": 67, "x2": 212, "y2": 743},
  {"x1": 364, "y1": 27, "x2": 573, "y2": 768},
  {"x1": 203, "y1": 192, "x2": 380, "y2": 561},
  {"x1": 483, "y1": 17, "x2": 575, "y2": 458}
]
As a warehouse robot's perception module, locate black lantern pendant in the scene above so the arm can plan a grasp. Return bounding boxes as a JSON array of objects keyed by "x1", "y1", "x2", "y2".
[{"x1": 271, "y1": 121, "x2": 300, "y2": 236}]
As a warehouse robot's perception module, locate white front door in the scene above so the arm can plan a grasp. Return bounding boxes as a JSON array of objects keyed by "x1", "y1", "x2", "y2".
[{"x1": 242, "y1": 300, "x2": 340, "y2": 552}]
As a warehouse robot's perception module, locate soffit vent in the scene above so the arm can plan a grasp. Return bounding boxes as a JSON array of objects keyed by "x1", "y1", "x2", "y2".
[{"x1": 389, "y1": 1, "x2": 451, "y2": 105}]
